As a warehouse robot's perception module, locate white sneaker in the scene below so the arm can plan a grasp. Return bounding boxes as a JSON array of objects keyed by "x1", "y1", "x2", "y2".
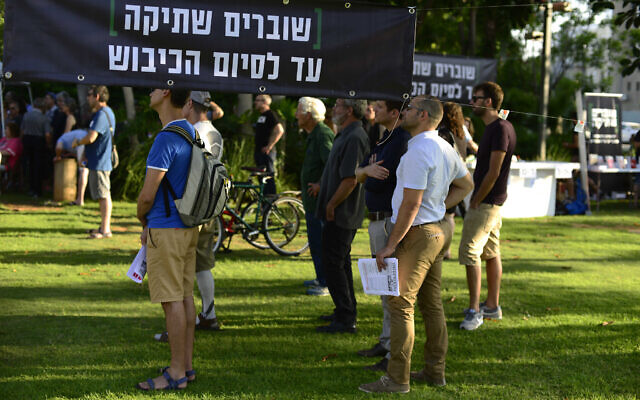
[
  {"x1": 460, "y1": 309, "x2": 483, "y2": 330},
  {"x1": 481, "y1": 304, "x2": 502, "y2": 320}
]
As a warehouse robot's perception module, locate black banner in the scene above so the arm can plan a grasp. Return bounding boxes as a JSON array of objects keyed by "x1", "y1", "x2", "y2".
[
  {"x1": 3, "y1": 0, "x2": 416, "y2": 100},
  {"x1": 585, "y1": 94, "x2": 623, "y2": 156},
  {"x1": 411, "y1": 53, "x2": 497, "y2": 102}
]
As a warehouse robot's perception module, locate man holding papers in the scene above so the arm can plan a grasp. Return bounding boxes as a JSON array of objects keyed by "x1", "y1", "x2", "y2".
[{"x1": 359, "y1": 96, "x2": 473, "y2": 394}]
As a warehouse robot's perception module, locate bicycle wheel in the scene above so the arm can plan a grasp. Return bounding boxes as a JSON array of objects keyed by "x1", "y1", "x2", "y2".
[
  {"x1": 240, "y1": 200, "x2": 270, "y2": 250},
  {"x1": 263, "y1": 197, "x2": 309, "y2": 256},
  {"x1": 211, "y1": 215, "x2": 224, "y2": 254}
]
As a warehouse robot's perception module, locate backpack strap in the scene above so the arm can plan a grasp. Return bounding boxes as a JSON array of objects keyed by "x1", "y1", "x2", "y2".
[
  {"x1": 163, "y1": 125, "x2": 203, "y2": 147},
  {"x1": 100, "y1": 107, "x2": 115, "y2": 138},
  {"x1": 158, "y1": 124, "x2": 199, "y2": 218},
  {"x1": 162, "y1": 177, "x2": 179, "y2": 217}
]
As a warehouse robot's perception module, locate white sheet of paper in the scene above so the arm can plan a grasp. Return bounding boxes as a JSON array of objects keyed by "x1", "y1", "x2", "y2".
[
  {"x1": 127, "y1": 245, "x2": 147, "y2": 284},
  {"x1": 358, "y1": 258, "x2": 399, "y2": 296}
]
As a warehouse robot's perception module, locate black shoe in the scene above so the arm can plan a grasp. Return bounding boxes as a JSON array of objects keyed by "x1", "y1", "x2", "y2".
[
  {"x1": 195, "y1": 313, "x2": 221, "y2": 331},
  {"x1": 316, "y1": 321, "x2": 356, "y2": 334},
  {"x1": 357, "y1": 342, "x2": 388, "y2": 358},
  {"x1": 318, "y1": 313, "x2": 335, "y2": 322},
  {"x1": 363, "y1": 357, "x2": 388, "y2": 372}
]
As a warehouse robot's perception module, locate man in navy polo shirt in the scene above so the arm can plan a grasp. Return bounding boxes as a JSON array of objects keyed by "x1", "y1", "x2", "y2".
[
  {"x1": 355, "y1": 100, "x2": 410, "y2": 371},
  {"x1": 136, "y1": 88, "x2": 196, "y2": 391}
]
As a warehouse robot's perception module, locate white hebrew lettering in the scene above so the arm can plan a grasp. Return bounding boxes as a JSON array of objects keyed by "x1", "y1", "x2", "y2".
[
  {"x1": 282, "y1": 16, "x2": 289, "y2": 40},
  {"x1": 251, "y1": 54, "x2": 266, "y2": 79},
  {"x1": 266, "y1": 52, "x2": 279, "y2": 80},
  {"x1": 231, "y1": 53, "x2": 239, "y2": 78},
  {"x1": 465, "y1": 86, "x2": 473, "y2": 99},
  {"x1": 142, "y1": 6, "x2": 159, "y2": 36},
  {"x1": 109, "y1": 45, "x2": 130, "y2": 71},
  {"x1": 305, "y1": 58, "x2": 322, "y2": 82},
  {"x1": 243, "y1": 13, "x2": 251, "y2": 29},
  {"x1": 418, "y1": 82, "x2": 426, "y2": 95},
  {"x1": 172, "y1": 8, "x2": 189, "y2": 34},
  {"x1": 291, "y1": 17, "x2": 311, "y2": 41},
  {"x1": 213, "y1": 52, "x2": 230, "y2": 77},
  {"x1": 429, "y1": 83, "x2": 462, "y2": 98},
  {"x1": 141, "y1": 47, "x2": 156, "y2": 72},
  {"x1": 454, "y1": 65, "x2": 461, "y2": 79},
  {"x1": 266, "y1": 15, "x2": 280, "y2": 40},
  {"x1": 158, "y1": 48, "x2": 167, "y2": 65},
  {"x1": 162, "y1": 7, "x2": 170, "y2": 24},
  {"x1": 435, "y1": 63, "x2": 444, "y2": 78},
  {"x1": 225, "y1": 12, "x2": 240, "y2": 37},
  {"x1": 291, "y1": 57, "x2": 305, "y2": 82},
  {"x1": 252, "y1": 14, "x2": 264, "y2": 39},
  {"x1": 463, "y1": 66, "x2": 475, "y2": 80},
  {"x1": 422, "y1": 62, "x2": 431, "y2": 76},
  {"x1": 241, "y1": 53, "x2": 249, "y2": 70},
  {"x1": 192, "y1": 10, "x2": 212, "y2": 35},
  {"x1": 184, "y1": 50, "x2": 200, "y2": 75},
  {"x1": 131, "y1": 46, "x2": 139, "y2": 72},
  {"x1": 168, "y1": 49, "x2": 182, "y2": 74},
  {"x1": 430, "y1": 83, "x2": 441, "y2": 97},
  {"x1": 411, "y1": 82, "x2": 418, "y2": 96},
  {"x1": 124, "y1": 5, "x2": 141, "y2": 31}
]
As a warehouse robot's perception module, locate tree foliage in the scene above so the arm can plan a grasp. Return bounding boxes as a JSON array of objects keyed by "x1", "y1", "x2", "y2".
[{"x1": 592, "y1": 0, "x2": 640, "y2": 75}]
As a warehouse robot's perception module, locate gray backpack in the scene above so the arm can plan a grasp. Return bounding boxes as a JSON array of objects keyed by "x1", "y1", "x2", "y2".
[{"x1": 161, "y1": 124, "x2": 230, "y2": 227}]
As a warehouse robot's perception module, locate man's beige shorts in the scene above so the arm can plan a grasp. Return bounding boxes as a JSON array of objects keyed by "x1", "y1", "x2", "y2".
[
  {"x1": 88, "y1": 170, "x2": 110, "y2": 200},
  {"x1": 458, "y1": 203, "x2": 502, "y2": 267},
  {"x1": 147, "y1": 227, "x2": 198, "y2": 303}
]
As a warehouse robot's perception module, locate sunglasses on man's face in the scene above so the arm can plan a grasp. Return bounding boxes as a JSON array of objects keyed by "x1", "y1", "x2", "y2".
[{"x1": 471, "y1": 95, "x2": 488, "y2": 102}]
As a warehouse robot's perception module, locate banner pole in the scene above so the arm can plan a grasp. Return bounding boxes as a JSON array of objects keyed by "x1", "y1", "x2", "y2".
[{"x1": 575, "y1": 90, "x2": 591, "y2": 215}]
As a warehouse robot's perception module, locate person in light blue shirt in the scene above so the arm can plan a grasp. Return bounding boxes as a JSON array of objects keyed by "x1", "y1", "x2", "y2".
[
  {"x1": 136, "y1": 88, "x2": 197, "y2": 391},
  {"x1": 55, "y1": 129, "x2": 89, "y2": 206},
  {"x1": 72, "y1": 85, "x2": 115, "y2": 238}
]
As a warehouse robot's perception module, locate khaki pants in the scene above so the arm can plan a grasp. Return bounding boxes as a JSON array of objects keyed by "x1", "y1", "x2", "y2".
[
  {"x1": 387, "y1": 219, "x2": 452, "y2": 385},
  {"x1": 196, "y1": 219, "x2": 216, "y2": 272}
]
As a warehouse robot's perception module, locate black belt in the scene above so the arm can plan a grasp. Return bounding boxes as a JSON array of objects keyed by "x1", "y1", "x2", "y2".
[
  {"x1": 368, "y1": 211, "x2": 392, "y2": 221},
  {"x1": 412, "y1": 218, "x2": 445, "y2": 228}
]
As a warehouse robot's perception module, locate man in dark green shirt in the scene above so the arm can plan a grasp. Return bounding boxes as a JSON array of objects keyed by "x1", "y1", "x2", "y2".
[{"x1": 296, "y1": 97, "x2": 334, "y2": 296}]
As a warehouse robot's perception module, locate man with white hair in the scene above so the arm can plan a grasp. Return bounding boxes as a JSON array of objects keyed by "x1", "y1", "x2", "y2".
[
  {"x1": 253, "y1": 94, "x2": 285, "y2": 196},
  {"x1": 296, "y1": 97, "x2": 334, "y2": 296}
]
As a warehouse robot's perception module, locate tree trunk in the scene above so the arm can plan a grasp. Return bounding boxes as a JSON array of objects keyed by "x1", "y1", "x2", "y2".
[
  {"x1": 469, "y1": 6, "x2": 477, "y2": 56},
  {"x1": 236, "y1": 93, "x2": 253, "y2": 136},
  {"x1": 122, "y1": 86, "x2": 135, "y2": 121}
]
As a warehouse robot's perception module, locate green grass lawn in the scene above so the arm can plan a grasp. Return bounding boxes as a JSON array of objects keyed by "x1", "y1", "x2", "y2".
[{"x1": 1, "y1": 194, "x2": 639, "y2": 399}]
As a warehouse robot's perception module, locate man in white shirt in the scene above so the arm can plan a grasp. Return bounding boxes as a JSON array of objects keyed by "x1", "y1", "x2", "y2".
[
  {"x1": 359, "y1": 96, "x2": 473, "y2": 394},
  {"x1": 154, "y1": 91, "x2": 224, "y2": 344}
]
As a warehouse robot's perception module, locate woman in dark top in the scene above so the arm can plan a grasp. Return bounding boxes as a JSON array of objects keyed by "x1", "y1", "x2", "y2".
[
  {"x1": 59, "y1": 96, "x2": 78, "y2": 133},
  {"x1": 438, "y1": 102, "x2": 467, "y2": 259}
]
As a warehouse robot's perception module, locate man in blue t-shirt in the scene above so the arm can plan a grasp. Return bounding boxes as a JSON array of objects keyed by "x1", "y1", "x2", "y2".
[
  {"x1": 72, "y1": 85, "x2": 115, "y2": 238},
  {"x1": 136, "y1": 88, "x2": 196, "y2": 391}
]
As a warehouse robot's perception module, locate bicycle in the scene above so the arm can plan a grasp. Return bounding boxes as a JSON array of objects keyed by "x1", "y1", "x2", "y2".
[{"x1": 210, "y1": 167, "x2": 309, "y2": 256}]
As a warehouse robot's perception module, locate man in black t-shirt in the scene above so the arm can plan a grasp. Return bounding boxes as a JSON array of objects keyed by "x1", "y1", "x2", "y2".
[
  {"x1": 253, "y1": 94, "x2": 285, "y2": 195},
  {"x1": 458, "y1": 82, "x2": 516, "y2": 331}
]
